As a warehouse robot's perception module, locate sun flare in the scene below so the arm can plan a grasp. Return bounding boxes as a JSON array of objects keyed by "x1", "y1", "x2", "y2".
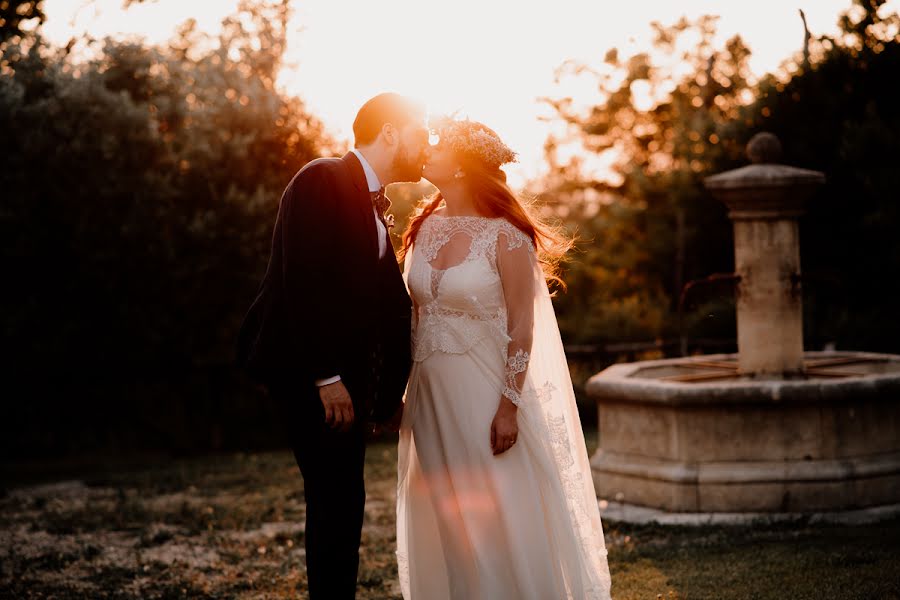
[{"x1": 42, "y1": 0, "x2": 892, "y2": 188}]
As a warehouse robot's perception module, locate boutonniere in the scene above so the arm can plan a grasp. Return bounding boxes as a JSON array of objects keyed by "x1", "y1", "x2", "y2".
[{"x1": 385, "y1": 213, "x2": 395, "y2": 230}]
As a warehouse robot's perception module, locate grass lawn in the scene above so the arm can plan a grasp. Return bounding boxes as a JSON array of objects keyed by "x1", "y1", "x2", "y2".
[{"x1": 2, "y1": 433, "x2": 899, "y2": 599}]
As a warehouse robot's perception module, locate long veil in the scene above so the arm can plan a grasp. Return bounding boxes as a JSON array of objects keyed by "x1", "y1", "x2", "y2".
[{"x1": 514, "y1": 259, "x2": 612, "y2": 598}]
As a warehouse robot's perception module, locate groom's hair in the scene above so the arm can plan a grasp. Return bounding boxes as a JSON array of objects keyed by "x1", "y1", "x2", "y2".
[{"x1": 353, "y1": 93, "x2": 425, "y2": 147}]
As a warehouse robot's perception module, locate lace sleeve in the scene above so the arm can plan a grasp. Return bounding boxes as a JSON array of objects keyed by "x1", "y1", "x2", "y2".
[{"x1": 497, "y1": 227, "x2": 537, "y2": 405}]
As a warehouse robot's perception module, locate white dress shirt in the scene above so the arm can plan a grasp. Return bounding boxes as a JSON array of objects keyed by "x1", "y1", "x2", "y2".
[
  {"x1": 314, "y1": 149, "x2": 389, "y2": 387},
  {"x1": 351, "y1": 149, "x2": 390, "y2": 259}
]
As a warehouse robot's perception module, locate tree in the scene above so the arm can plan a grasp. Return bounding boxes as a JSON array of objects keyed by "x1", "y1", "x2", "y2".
[
  {"x1": 541, "y1": 1, "x2": 900, "y2": 353},
  {"x1": 541, "y1": 16, "x2": 752, "y2": 345},
  {"x1": 734, "y1": 0, "x2": 900, "y2": 350},
  {"x1": 1, "y1": 0, "x2": 335, "y2": 455}
]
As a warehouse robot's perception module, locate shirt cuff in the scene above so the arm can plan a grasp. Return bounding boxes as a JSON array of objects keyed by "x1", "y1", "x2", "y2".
[{"x1": 314, "y1": 375, "x2": 341, "y2": 387}]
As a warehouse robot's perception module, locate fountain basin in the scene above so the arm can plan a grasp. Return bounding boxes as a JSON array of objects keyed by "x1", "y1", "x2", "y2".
[{"x1": 588, "y1": 351, "x2": 900, "y2": 513}]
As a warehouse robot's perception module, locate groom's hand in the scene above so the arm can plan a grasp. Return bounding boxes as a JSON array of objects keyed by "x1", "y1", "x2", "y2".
[{"x1": 319, "y1": 381, "x2": 354, "y2": 432}]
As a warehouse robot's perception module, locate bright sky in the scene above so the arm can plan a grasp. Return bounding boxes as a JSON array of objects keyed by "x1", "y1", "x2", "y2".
[{"x1": 43, "y1": 0, "x2": 891, "y2": 188}]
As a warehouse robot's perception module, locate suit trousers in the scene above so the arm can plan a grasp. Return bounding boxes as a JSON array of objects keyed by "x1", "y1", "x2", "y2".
[{"x1": 269, "y1": 383, "x2": 367, "y2": 600}]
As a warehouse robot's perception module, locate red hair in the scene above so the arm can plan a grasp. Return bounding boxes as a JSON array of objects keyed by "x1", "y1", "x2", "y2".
[{"x1": 399, "y1": 150, "x2": 572, "y2": 290}]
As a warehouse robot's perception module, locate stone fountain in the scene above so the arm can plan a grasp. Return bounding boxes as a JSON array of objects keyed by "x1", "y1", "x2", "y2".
[{"x1": 588, "y1": 133, "x2": 900, "y2": 519}]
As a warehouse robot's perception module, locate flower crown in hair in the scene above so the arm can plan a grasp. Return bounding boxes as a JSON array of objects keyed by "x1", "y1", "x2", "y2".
[{"x1": 432, "y1": 117, "x2": 518, "y2": 169}]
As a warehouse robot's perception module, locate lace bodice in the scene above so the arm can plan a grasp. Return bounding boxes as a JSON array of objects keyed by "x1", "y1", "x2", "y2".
[
  {"x1": 399, "y1": 215, "x2": 613, "y2": 599},
  {"x1": 399, "y1": 214, "x2": 613, "y2": 599},
  {"x1": 406, "y1": 214, "x2": 536, "y2": 405}
]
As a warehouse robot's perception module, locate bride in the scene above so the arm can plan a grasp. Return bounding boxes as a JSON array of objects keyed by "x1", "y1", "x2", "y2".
[{"x1": 395, "y1": 119, "x2": 613, "y2": 599}]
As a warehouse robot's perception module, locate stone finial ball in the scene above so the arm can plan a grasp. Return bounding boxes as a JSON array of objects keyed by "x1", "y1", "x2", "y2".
[{"x1": 746, "y1": 132, "x2": 783, "y2": 164}]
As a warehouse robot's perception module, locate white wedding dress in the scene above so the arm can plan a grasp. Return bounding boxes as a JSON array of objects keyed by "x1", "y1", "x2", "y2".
[{"x1": 396, "y1": 213, "x2": 612, "y2": 600}]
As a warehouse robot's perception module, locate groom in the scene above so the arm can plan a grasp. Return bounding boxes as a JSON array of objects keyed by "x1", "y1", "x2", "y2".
[{"x1": 236, "y1": 93, "x2": 428, "y2": 598}]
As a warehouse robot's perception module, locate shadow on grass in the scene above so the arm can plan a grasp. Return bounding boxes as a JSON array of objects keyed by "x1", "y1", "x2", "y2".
[{"x1": 2, "y1": 438, "x2": 898, "y2": 599}]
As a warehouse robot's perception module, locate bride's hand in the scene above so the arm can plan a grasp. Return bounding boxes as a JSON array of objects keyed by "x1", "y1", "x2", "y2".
[{"x1": 490, "y1": 398, "x2": 518, "y2": 455}]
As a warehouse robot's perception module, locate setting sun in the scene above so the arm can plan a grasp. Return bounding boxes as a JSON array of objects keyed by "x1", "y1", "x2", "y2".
[{"x1": 41, "y1": 0, "x2": 890, "y2": 188}]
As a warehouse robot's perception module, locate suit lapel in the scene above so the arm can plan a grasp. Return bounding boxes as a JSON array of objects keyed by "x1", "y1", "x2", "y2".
[{"x1": 341, "y1": 152, "x2": 379, "y2": 260}]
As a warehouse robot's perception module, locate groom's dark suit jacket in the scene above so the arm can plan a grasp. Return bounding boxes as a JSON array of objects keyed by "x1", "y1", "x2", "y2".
[{"x1": 236, "y1": 152, "x2": 412, "y2": 422}]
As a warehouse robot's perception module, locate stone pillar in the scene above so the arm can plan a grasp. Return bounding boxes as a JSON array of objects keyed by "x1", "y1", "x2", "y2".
[{"x1": 704, "y1": 133, "x2": 824, "y2": 377}]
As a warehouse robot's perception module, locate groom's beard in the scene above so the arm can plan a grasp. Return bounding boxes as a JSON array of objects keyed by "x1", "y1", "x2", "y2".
[{"x1": 392, "y1": 142, "x2": 424, "y2": 183}]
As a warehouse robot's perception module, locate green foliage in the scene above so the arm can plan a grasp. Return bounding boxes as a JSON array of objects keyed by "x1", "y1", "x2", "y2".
[
  {"x1": 543, "y1": 15, "x2": 747, "y2": 344},
  {"x1": 1, "y1": 1, "x2": 333, "y2": 454},
  {"x1": 733, "y1": 0, "x2": 900, "y2": 350},
  {"x1": 543, "y1": 2, "x2": 900, "y2": 352}
]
